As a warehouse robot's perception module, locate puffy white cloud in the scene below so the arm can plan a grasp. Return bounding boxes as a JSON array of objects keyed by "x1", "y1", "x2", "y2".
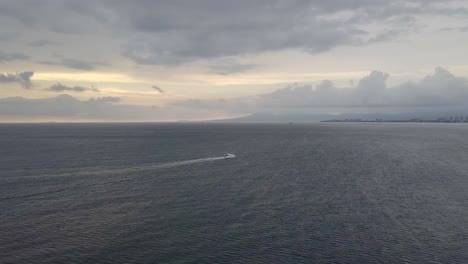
[{"x1": 258, "y1": 67, "x2": 468, "y2": 110}]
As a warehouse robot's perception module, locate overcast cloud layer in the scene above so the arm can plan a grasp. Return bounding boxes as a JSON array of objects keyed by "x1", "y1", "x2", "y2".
[
  {"x1": 1, "y1": 1, "x2": 468, "y2": 121},
  {"x1": 1, "y1": 0, "x2": 467, "y2": 66}
]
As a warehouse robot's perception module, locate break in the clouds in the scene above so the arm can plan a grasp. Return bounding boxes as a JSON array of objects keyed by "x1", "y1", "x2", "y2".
[{"x1": 0, "y1": 71, "x2": 34, "y2": 89}]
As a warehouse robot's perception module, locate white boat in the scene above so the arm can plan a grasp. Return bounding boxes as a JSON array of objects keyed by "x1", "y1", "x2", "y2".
[{"x1": 224, "y1": 153, "x2": 236, "y2": 159}]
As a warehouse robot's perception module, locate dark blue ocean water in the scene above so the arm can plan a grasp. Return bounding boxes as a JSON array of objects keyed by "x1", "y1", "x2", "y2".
[{"x1": 1, "y1": 123, "x2": 468, "y2": 263}]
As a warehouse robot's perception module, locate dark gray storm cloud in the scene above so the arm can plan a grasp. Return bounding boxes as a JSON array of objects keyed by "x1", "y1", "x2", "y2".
[
  {"x1": 0, "y1": 71, "x2": 34, "y2": 88},
  {"x1": 115, "y1": 0, "x2": 467, "y2": 64},
  {"x1": 1, "y1": 0, "x2": 465, "y2": 66},
  {"x1": 49, "y1": 83, "x2": 99, "y2": 92}
]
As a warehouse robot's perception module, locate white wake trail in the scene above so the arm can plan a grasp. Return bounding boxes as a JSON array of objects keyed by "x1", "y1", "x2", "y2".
[{"x1": 1, "y1": 156, "x2": 229, "y2": 181}]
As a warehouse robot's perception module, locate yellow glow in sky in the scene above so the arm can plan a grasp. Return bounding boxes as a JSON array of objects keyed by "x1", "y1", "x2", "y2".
[{"x1": 34, "y1": 72, "x2": 144, "y2": 84}]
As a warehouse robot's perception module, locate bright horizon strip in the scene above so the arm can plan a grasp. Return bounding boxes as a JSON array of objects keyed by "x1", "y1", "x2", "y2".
[
  {"x1": 31, "y1": 68, "x2": 468, "y2": 89},
  {"x1": 33, "y1": 71, "x2": 376, "y2": 86},
  {"x1": 34, "y1": 72, "x2": 144, "y2": 84}
]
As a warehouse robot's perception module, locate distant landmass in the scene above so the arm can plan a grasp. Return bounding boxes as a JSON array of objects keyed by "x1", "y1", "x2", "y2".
[
  {"x1": 216, "y1": 113, "x2": 331, "y2": 122},
  {"x1": 216, "y1": 113, "x2": 468, "y2": 123}
]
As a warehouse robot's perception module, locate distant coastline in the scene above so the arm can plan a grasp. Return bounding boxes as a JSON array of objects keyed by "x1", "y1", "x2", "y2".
[{"x1": 321, "y1": 117, "x2": 468, "y2": 123}]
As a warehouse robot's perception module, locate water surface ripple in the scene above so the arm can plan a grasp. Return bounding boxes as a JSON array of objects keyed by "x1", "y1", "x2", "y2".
[{"x1": 1, "y1": 123, "x2": 468, "y2": 263}]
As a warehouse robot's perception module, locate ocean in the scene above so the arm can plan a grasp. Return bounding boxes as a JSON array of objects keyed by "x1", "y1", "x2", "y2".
[{"x1": 1, "y1": 123, "x2": 468, "y2": 263}]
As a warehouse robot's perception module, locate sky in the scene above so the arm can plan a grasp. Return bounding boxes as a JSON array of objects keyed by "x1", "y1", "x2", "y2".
[{"x1": 1, "y1": 0, "x2": 468, "y2": 122}]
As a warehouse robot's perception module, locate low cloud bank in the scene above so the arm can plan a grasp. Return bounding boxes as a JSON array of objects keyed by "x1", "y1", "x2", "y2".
[
  {"x1": 1, "y1": 67, "x2": 468, "y2": 121},
  {"x1": 0, "y1": 94, "x2": 145, "y2": 120},
  {"x1": 259, "y1": 67, "x2": 468, "y2": 110},
  {"x1": 174, "y1": 67, "x2": 468, "y2": 116},
  {"x1": 0, "y1": 71, "x2": 34, "y2": 89},
  {"x1": 0, "y1": 94, "x2": 225, "y2": 121}
]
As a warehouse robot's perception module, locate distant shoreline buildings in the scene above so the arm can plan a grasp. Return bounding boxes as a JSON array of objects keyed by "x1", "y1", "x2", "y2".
[{"x1": 321, "y1": 116, "x2": 468, "y2": 123}]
